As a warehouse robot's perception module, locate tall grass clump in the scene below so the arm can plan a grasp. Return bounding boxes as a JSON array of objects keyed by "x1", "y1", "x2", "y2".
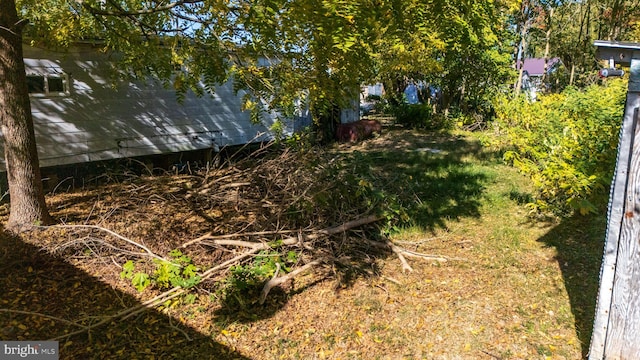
[{"x1": 494, "y1": 79, "x2": 627, "y2": 216}]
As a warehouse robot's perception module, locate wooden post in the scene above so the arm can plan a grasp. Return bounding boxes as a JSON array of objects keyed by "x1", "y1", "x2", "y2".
[{"x1": 590, "y1": 41, "x2": 640, "y2": 360}]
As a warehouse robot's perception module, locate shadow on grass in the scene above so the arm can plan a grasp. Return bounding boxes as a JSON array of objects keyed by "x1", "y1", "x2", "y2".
[
  {"x1": 213, "y1": 131, "x2": 498, "y2": 323},
  {"x1": 212, "y1": 250, "x2": 385, "y2": 324},
  {"x1": 342, "y1": 132, "x2": 496, "y2": 231},
  {"x1": 0, "y1": 229, "x2": 251, "y2": 359},
  {"x1": 537, "y1": 213, "x2": 606, "y2": 358}
]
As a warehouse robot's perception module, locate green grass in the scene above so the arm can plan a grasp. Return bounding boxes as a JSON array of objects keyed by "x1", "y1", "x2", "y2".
[
  {"x1": 320, "y1": 128, "x2": 606, "y2": 358},
  {"x1": 3, "y1": 126, "x2": 607, "y2": 359}
]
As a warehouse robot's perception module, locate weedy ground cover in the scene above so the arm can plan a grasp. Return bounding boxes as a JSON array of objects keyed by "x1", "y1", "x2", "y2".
[{"x1": 0, "y1": 127, "x2": 605, "y2": 359}]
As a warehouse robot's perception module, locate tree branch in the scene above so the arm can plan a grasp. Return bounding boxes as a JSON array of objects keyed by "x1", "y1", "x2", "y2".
[
  {"x1": 82, "y1": 0, "x2": 202, "y2": 17},
  {"x1": 259, "y1": 259, "x2": 323, "y2": 304},
  {"x1": 0, "y1": 309, "x2": 84, "y2": 329},
  {"x1": 46, "y1": 215, "x2": 383, "y2": 340},
  {"x1": 184, "y1": 215, "x2": 383, "y2": 249},
  {"x1": 363, "y1": 238, "x2": 457, "y2": 272},
  {"x1": 38, "y1": 224, "x2": 171, "y2": 263}
]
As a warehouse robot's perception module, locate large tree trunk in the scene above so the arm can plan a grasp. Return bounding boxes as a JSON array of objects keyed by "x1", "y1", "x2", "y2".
[{"x1": 0, "y1": 0, "x2": 53, "y2": 231}]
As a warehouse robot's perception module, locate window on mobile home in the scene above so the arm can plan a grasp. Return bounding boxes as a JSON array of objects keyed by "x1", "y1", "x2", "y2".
[{"x1": 26, "y1": 74, "x2": 68, "y2": 96}]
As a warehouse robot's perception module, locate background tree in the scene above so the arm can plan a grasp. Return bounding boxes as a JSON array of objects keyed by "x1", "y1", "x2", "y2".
[
  {"x1": 4, "y1": 0, "x2": 381, "y2": 229},
  {"x1": 372, "y1": 0, "x2": 513, "y2": 122},
  {"x1": 434, "y1": 0, "x2": 513, "y2": 117},
  {"x1": 372, "y1": 0, "x2": 444, "y2": 106},
  {"x1": 230, "y1": 0, "x2": 379, "y2": 142},
  {"x1": 598, "y1": 0, "x2": 640, "y2": 40},
  {"x1": 515, "y1": 0, "x2": 639, "y2": 90},
  {"x1": 513, "y1": 0, "x2": 540, "y2": 95}
]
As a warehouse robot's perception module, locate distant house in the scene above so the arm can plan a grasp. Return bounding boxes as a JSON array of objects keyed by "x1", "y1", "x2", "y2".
[
  {"x1": 2, "y1": 43, "x2": 315, "y2": 172},
  {"x1": 361, "y1": 83, "x2": 384, "y2": 99},
  {"x1": 517, "y1": 57, "x2": 562, "y2": 99},
  {"x1": 359, "y1": 83, "x2": 384, "y2": 115}
]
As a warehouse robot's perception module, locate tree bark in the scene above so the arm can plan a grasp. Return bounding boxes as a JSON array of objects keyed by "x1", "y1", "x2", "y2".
[
  {"x1": 514, "y1": 34, "x2": 528, "y2": 96},
  {"x1": 514, "y1": 2, "x2": 531, "y2": 96},
  {"x1": 541, "y1": 7, "x2": 554, "y2": 86},
  {"x1": 0, "y1": 0, "x2": 53, "y2": 231},
  {"x1": 569, "y1": 62, "x2": 575, "y2": 86}
]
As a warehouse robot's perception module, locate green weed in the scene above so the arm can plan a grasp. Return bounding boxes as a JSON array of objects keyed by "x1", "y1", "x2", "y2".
[{"x1": 120, "y1": 249, "x2": 201, "y2": 292}]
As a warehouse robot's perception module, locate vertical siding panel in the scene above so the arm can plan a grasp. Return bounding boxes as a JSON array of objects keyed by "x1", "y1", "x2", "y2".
[
  {"x1": 605, "y1": 107, "x2": 640, "y2": 359},
  {"x1": 590, "y1": 44, "x2": 640, "y2": 360}
]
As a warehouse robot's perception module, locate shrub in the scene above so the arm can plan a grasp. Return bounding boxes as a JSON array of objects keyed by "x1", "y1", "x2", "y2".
[
  {"x1": 494, "y1": 79, "x2": 627, "y2": 216},
  {"x1": 392, "y1": 103, "x2": 450, "y2": 130}
]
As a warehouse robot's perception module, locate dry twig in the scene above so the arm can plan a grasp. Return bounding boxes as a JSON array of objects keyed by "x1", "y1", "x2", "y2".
[
  {"x1": 181, "y1": 229, "x2": 299, "y2": 248},
  {"x1": 0, "y1": 309, "x2": 84, "y2": 329},
  {"x1": 38, "y1": 224, "x2": 170, "y2": 263},
  {"x1": 184, "y1": 215, "x2": 383, "y2": 249},
  {"x1": 363, "y1": 238, "x2": 458, "y2": 272}
]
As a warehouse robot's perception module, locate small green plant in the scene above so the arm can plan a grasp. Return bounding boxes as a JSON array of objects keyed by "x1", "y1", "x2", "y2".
[
  {"x1": 231, "y1": 250, "x2": 296, "y2": 287},
  {"x1": 120, "y1": 261, "x2": 150, "y2": 292},
  {"x1": 120, "y1": 249, "x2": 201, "y2": 292},
  {"x1": 284, "y1": 126, "x2": 316, "y2": 152},
  {"x1": 217, "y1": 250, "x2": 299, "y2": 308}
]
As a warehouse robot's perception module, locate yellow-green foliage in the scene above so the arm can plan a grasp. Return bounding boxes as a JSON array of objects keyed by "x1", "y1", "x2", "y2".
[{"x1": 495, "y1": 80, "x2": 627, "y2": 216}]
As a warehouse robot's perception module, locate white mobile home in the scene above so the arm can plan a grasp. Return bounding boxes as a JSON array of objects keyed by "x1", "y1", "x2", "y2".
[{"x1": 4, "y1": 44, "x2": 310, "y2": 172}]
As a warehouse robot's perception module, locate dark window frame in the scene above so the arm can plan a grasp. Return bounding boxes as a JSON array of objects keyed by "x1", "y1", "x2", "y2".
[{"x1": 26, "y1": 73, "x2": 69, "y2": 97}]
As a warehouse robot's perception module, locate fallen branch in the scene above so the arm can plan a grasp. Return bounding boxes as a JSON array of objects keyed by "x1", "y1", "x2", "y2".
[
  {"x1": 363, "y1": 238, "x2": 455, "y2": 272},
  {"x1": 387, "y1": 240, "x2": 414, "y2": 273},
  {"x1": 200, "y1": 239, "x2": 267, "y2": 249},
  {"x1": 364, "y1": 238, "x2": 451, "y2": 262},
  {"x1": 38, "y1": 225, "x2": 171, "y2": 264},
  {"x1": 184, "y1": 215, "x2": 383, "y2": 249},
  {"x1": 382, "y1": 276, "x2": 402, "y2": 286},
  {"x1": 49, "y1": 216, "x2": 383, "y2": 340},
  {"x1": 199, "y1": 247, "x2": 262, "y2": 278},
  {"x1": 259, "y1": 259, "x2": 323, "y2": 304},
  {"x1": 52, "y1": 237, "x2": 150, "y2": 258},
  {"x1": 400, "y1": 248, "x2": 465, "y2": 262},
  {"x1": 0, "y1": 309, "x2": 84, "y2": 329},
  {"x1": 278, "y1": 215, "x2": 383, "y2": 245},
  {"x1": 316, "y1": 215, "x2": 384, "y2": 237},
  {"x1": 181, "y1": 229, "x2": 300, "y2": 248}
]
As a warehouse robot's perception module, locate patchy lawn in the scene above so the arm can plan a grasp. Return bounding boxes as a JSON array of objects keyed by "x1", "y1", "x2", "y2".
[{"x1": 0, "y1": 127, "x2": 604, "y2": 359}]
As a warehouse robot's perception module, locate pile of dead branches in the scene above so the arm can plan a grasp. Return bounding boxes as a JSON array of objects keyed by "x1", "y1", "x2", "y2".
[{"x1": 21, "y1": 142, "x2": 453, "y2": 340}]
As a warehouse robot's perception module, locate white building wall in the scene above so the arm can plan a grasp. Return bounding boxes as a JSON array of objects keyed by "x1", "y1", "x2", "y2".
[{"x1": 0, "y1": 44, "x2": 307, "y2": 171}]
